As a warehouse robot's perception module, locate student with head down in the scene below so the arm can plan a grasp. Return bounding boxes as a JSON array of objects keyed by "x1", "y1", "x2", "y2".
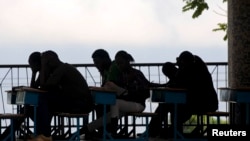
[
  {"x1": 147, "y1": 51, "x2": 218, "y2": 139},
  {"x1": 0, "y1": 51, "x2": 42, "y2": 140},
  {"x1": 28, "y1": 50, "x2": 94, "y2": 141}
]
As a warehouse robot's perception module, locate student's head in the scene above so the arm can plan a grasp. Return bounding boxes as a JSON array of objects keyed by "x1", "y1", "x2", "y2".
[
  {"x1": 42, "y1": 50, "x2": 60, "y2": 70},
  {"x1": 92, "y1": 49, "x2": 111, "y2": 73},
  {"x1": 115, "y1": 50, "x2": 134, "y2": 72},
  {"x1": 162, "y1": 62, "x2": 178, "y2": 79},
  {"x1": 28, "y1": 52, "x2": 41, "y2": 72},
  {"x1": 176, "y1": 51, "x2": 195, "y2": 69}
]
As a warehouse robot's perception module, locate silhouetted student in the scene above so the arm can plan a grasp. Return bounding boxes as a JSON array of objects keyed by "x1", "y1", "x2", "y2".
[
  {"x1": 148, "y1": 51, "x2": 218, "y2": 139},
  {"x1": 147, "y1": 62, "x2": 175, "y2": 88},
  {"x1": 162, "y1": 62, "x2": 178, "y2": 86},
  {"x1": 170, "y1": 51, "x2": 218, "y2": 138},
  {"x1": 106, "y1": 50, "x2": 150, "y2": 135},
  {"x1": 0, "y1": 51, "x2": 42, "y2": 141},
  {"x1": 81, "y1": 50, "x2": 151, "y2": 139},
  {"x1": 91, "y1": 49, "x2": 122, "y2": 135},
  {"x1": 176, "y1": 51, "x2": 218, "y2": 113},
  {"x1": 91, "y1": 49, "x2": 121, "y2": 117},
  {"x1": 29, "y1": 50, "x2": 94, "y2": 141},
  {"x1": 147, "y1": 62, "x2": 179, "y2": 138}
]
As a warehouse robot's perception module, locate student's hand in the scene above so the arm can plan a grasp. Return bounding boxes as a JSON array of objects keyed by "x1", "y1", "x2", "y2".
[
  {"x1": 104, "y1": 81, "x2": 127, "y2": 96},
  {"x1": 104, "y1": 81, "x2": 117, "y2": 90}
]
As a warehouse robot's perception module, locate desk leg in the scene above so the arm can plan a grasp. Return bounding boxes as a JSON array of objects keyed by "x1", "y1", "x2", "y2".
[
  {"x1": 246, "y1": 104, "x2": 249, "y2": 125},
  {"x1": 11, "y1": 118, "x2": 14, "y2": 141},
  {"x1": 34, "y1": 106, "x2": 37, "y2": 136},
  {"x1": 103, "y1": 104, "x2": 107, "y2": 141},
  {"x1": 173, "y1": 104, "x2": 185, "y2": 140},
  {"x1": 102, "y1": 104, "x2": 114, "y2": 141},
  {"x1": 174, "y1": 104, "x2": 177, "y2": 140}
]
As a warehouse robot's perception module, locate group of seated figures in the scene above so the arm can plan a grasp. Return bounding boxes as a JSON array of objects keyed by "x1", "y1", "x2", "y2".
[{"x1": 0, "y1": 49, "x2": 218, "y2": 141}]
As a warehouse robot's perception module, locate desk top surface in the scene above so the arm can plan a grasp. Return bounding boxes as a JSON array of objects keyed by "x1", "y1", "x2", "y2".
[
  {"x1": 219, "y1": 87, "x2": 250, "y2": 103},
  {"x1": 6, "y1": 86, "x2": 47, "y2": 93},
  {"x1": 219, "y1": 87, "x2": 250, "y2": 91},
  {"x1": 89, "y1": 86, "x2": 116, "y2": 93},
  {"x1": 150, "y1": 87, "x2": 187, "y2": 92}
]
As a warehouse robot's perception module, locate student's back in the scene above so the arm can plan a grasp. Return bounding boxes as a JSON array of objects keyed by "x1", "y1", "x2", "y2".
[
  {"x1": 191, "y1": 55, "x2": 218, "y2": 112},
  {"x1": 118, "y1": 67, "x2": 150, "y2": 107},
  {"x1": 30, "y1": 50, "x2": 95, "y2": 140},
  {"x1": 40, "y1": 50, "x2": 94, "y2": 113},
  {"x1": 175, "y1": 51, "x2": 218, "y2": 113},
  {"x1": 112, "y1": 50, "x2": 151, "y2": 106}
]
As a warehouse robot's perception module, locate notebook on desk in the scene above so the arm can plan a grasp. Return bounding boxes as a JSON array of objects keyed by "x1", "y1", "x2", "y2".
[
  {"x1": 89, "y1": 86, "x2": 116, "y2": 93},
  {"x1": 13, "y1": 86, "x2": 47, "y2": 93}
]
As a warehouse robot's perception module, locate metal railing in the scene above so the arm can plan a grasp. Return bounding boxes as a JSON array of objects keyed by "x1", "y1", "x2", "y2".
[
  {"x1": 0, "y1": 62, "x2": 228, "y2": 114},
  {"x1": 0, "y1": 62, "x2": 229, "y2": 136}
]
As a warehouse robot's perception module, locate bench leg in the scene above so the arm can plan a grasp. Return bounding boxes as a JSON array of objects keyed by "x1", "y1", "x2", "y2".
[
  {"x1": 68, "y1": 117, "x2": 80, "y2": 141},
  {"x1": 2, "y1": 118, "x2": 15, "y2": 141}
]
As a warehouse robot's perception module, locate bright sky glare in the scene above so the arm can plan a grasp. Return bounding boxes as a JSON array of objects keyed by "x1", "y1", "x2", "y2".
[{"x1": 0, "y1": 0, "x2": 227, "y2": 64}]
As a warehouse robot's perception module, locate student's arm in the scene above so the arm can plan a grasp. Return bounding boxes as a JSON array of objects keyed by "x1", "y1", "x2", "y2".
[
  {"x1": 30, "y1": 71, "x2": 38, "y2": 88},
  {"x1": 104, "y1": 81, "x2": 127, "y2": 96},
  {"x1": 40, "y1": 54, "x2": 52, "y2": 88},
  {"x1": 30, "y1": 73, "x2": 40, "y2": 88},
  {"x1": 150, "y1": 82, "x2": 167, "y2": 87}
]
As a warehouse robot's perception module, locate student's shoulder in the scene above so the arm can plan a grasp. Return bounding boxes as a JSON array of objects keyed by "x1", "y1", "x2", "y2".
[
  {"x1": 57, "y1": 63, "x2": 76, "y2": 72},
  {"x1": 132, "y1": 68, "x2": 145, "y2": 76},
  {"x1": 110, "y1": 61, "x2": 117, "y2": 67},
  {"x1": 109, "y1": 61, "x2": 120, "y2": 71}
]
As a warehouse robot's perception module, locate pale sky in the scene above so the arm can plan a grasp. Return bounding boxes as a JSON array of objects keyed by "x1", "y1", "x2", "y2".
[
  {"x1": 0, "y1": 0, "x2": 228, "y2": 114},
  {"x1": 0, "y1": 0, "x2": 227, "y2": 64}
]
